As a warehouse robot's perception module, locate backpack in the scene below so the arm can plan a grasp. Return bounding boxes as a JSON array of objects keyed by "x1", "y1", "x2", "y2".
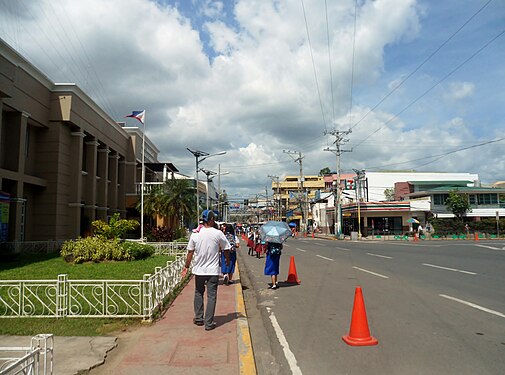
[{"x1": 268, "y1": 243, "x2": 282, "y2": 256}]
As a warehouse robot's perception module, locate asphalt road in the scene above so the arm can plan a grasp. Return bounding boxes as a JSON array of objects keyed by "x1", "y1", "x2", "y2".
[{"x1": 238, "y1": 238, "x2": 505, "y2": 375}]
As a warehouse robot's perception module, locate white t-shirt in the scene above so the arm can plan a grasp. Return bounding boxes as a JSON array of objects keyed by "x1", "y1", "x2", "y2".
[{"x1": 187, "y1": 227, "x2": 231, "y2": 275}]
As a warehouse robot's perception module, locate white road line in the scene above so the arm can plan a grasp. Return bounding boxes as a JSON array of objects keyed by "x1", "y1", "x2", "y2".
[
  {"x1": 439, "y1": 294, "x2": 505, "y2": 319},
  {"x1": 366, "y1": 253, "x2": 392, "y2": 259},
  {"x1": 313, "y1": 242, "x2": 324, "y2": 246},
  {"x1": 352, "y1": 266, "x2": 389, "y2": 279},
  {"x1": 335, "y1": 246, "x2": 350, "y2": 251},
  {"x1": 423, "y1": 263, "x2": 476, "y2": 275},
  {"x1": 296, "y1": 248, "x2": 307, "y2": 252},
  {"x1": 316, "y1": 255, "x2": 334, "y2": 261},
  {"x1": 475, "y1": 244, "x2": 504, "y2": 251},
  {"x1": 267, "y1": 308, "x2": 303, "y2": 375}
]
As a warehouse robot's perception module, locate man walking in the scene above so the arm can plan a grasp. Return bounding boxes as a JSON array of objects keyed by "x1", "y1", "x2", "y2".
[{"x1": 184, "y1": 209, "x2": 230, "y2": 331}]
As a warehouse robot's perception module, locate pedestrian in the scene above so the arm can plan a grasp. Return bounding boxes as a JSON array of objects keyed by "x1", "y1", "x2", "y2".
[
  {"x1": 264, "y1": 241, "x2": 282, "y2": 289},
  {"x1": 247, "y1": 230, "x2": 255, "y2": 256},
  {"x1": 254, "y1": 230, "x2": 263, "y2": 258},
  {"x1": 184, "y1": 209, "x2": 231, "y2": 331},
  {"x1": 222, "y1": 223, "x2": 239, "y2": 285}
]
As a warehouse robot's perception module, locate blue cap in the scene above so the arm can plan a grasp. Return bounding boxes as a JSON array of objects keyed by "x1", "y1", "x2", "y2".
[{"x1": 201, "y1": 209, "x2": 215, "y2": 223}]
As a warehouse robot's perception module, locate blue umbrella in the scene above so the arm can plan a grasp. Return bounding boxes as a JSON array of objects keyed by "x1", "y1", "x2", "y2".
[
  {"x1": 260, "y1": 221, "x2": 292, "y2": 244},
  {"x1": 288, "y1": 222, "x2": 297, "y2": 228}
]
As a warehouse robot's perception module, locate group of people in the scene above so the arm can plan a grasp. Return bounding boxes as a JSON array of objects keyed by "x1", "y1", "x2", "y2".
[{"x1": 183, "y1": 214, "x2": 284, "y2": 331}]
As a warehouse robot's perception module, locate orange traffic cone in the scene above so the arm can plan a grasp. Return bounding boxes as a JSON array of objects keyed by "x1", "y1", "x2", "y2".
[
  {"x1": 285, "y1": 256, "x2": 301, "y2": 284},
  {"x1": 413, "y1": 233, "x2": 419, "y2": 242},
  {"x1": 312, "y1": 231, "x2": 315, "y2": 238},
  {"x1": 342, "y1": 286, "x2": 378, "y2": 346},
  {"x1": 474, "y1": 232, "x2": 479, "y2": 241}
]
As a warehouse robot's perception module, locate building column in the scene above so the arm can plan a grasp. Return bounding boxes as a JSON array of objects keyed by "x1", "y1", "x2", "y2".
[
  {"x1": 108, "y1": 152, "x2": 119, "y2": 215},
  {"x1": 83, "y1": 139, "x2": 98, "y2": 234},
  {"x1": 12, "y1": 112, "x2": 29, "y2": 241},
  {"x1": 68, "y1": 131, "x2": 85, "y2": 238},
  {"x1": 96, "y1": 146, "x2": 109, "y2": 221}
]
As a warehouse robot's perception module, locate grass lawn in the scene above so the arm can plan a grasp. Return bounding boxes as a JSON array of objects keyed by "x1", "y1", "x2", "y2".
[
  {"x1": 0, "y1": 252, "x2": 184, "y2": 336},
  {"x1": 0, "y1": 253, "x2": 175, "y2": 280}
]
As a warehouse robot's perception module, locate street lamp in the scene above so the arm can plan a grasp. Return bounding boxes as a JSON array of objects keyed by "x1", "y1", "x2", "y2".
[
  {"x1": 187, "y1": 148, "x2": 226, "y2": 221},
  {"x1": 201, "y1": 168, "x2": 230, "y2": 212}
]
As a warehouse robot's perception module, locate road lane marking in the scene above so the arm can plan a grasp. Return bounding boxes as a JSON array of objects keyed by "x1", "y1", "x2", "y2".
[
  {"x1": 475, "y1": 244, "x2": 505, "y2": 251},
  {"x1": 313, "y1": 242, "x2": 324, "y2": 246},
  {"x1": 366, "y1": 253, "x2": 392, "y2": 259},
  {"x1": 296, "y1": 248, "x2": 307, "y2": 252},
  {"x1": 352, "y1": 266, "x2": 389, "y2": 279},
  {"x1": 423, "y1": 263, "x2": 477, "y2": 275},
  {"x1": 316, "y1": 255, "x2": 334, "y2": 261},
  {"x1": 439, "y1": 294, "x2": 505, "y2": 319},
  {"x1": 267, "y1": 308, "x2": 303, "y2": 375},
  {"x1": 335, "y1": 246, "x2": 350, "y2": 251}
]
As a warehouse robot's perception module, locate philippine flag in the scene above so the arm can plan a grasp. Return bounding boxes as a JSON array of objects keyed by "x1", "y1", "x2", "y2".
[{"x1": 125, "y1": 110, "x2": 145, "y2": 125}]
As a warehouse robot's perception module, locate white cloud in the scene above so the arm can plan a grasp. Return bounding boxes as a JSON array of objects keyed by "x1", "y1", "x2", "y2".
[
  {"x1": 444, "y1": 82, "x2": 475, "y2": 101},
  {"x1": 0, "y1": 0, "x2": 503, "y2": 197}
]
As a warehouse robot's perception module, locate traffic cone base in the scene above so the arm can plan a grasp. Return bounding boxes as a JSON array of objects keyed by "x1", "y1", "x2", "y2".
[
  {"x1": 285, "y1": 255, "x2": 301, "y2": 284},
  {"x1": 342, "y1": 334, "x2": 378, "y2": 346},
  {"x1": 342, "y1": 287, "x2": 378, "y2": 346}
]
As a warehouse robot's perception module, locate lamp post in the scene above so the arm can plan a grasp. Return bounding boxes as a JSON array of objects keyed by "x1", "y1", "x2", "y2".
[
  {"x1": 201, "y1": 168, "x2": 230, "y2": 212},
  {"x1": 187, "y1": 149, "x2": 226, "y2": 221}
]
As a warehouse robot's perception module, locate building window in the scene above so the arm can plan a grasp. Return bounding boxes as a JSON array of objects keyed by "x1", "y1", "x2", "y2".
[
  {"x1": 477, "y1": 194, "x2": 497, "y2": 205},
  {"x1": 469, "y1": 194, "x2": 476, "y2": 205},
  {"x1": 433, "y1": 194, "x2": 448, "y2": 205}
]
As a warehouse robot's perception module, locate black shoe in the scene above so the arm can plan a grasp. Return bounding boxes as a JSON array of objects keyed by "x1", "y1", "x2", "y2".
[
  {"x1": 271, "y1": 283, "x2": 279, "y2": 290},
  {"x1": 193, "y1": 319, "x2": 204, "y2": 326},
  {"x1": 205, "y1": 322, "x2": 217, "y2": 331}
]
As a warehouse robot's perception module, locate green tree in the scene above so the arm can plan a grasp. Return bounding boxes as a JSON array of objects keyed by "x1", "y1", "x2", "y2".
[
  {"x1": 445, "y1": 189, "x2": 471, "y2": 220},
  {"x1": 138, "y1": 178, "x2": 195, "y2": 230},
  {"x1": 319, "y1": 167, "x2": 331, "y2": 176}
]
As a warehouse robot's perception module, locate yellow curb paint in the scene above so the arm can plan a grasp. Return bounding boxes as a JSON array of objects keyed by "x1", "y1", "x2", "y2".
[{"x1": 235, "y1": 261, "x2": 257, "y2": 374}]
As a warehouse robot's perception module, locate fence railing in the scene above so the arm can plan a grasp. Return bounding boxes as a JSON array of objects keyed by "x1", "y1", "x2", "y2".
[
  {"x1": 0, "y1": 243, "x2": 188, "y2": 320},
  {"x1": 0, "y1": 334, "x2": 53, "y2": 375}
]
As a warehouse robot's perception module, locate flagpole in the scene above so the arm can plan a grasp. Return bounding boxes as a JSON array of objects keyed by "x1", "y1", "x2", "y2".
[{"x1": 141, "y1": 114, "x2": 146, "y2": 242}]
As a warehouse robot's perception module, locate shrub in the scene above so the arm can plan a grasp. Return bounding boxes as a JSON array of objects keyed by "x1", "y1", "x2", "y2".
[
  {"x1": 61, "y1": 237, "x2": 132, "y2": 264},
  {"x1": 92, "y1": 213, "x2": 139, "y2": 240},
  {"x1": 120, "y1": 241, "x2": 155, "y2": 260}
]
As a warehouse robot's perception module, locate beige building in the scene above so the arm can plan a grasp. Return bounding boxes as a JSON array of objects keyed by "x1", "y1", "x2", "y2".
[
  {"x1": 0, "y1": 39, "x2": 137, "y2": 242},
  {"x1": 271, "y1": 175, "x2": 324, "y2": 229}
]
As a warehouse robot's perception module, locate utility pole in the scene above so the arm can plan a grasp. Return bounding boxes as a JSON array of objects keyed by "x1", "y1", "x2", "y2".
[
  {"x1": 283, "y1": 150, "x2": 305, "y2": 232},
  {"x1": 324, "y1": 129, "x2": 352, "y2": 238},
  {"x1": 268, "y1": 175, "x2": 280, "y2": 220},
  {"x1": 353, "y1": 169, "x2": 366, "y2": 239}
]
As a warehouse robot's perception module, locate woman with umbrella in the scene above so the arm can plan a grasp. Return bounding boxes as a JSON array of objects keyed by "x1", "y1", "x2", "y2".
[{"x1": 260, "y1": 221, "x2": 291, "y2": 290}]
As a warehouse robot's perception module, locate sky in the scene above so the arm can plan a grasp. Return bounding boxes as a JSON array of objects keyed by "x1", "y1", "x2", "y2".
[{"x1": 1, "y1": 0, "x2": 504, "y2": 202}]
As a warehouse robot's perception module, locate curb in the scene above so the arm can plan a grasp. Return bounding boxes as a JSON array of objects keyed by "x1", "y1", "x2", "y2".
[{"x1": 235, "y1": 262, "x2": 257, "y2": 374}]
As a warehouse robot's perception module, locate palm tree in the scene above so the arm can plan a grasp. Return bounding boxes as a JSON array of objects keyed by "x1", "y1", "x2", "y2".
[{"x1": 137, "y1": 178, "x2": 195, "y2": 231}]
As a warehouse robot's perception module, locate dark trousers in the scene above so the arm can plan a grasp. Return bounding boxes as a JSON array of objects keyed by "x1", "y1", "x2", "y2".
[{"x1": 194, "y1": 275, "x2": 219, "y2": 328}]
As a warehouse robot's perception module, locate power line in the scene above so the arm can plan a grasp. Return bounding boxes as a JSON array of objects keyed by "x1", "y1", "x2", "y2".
[
  {"x1": 300, "y1": 0, "x2": 328, "y2": 131},
  {"x1": 366, "y1": 136, "x2": 505, "y2": 170},
  {"x1": 349, "y1": 0, "x2": 494, "y2": 133},
  {"x1": 353, "y1": 27, "x2": 505, "y2": 150}
]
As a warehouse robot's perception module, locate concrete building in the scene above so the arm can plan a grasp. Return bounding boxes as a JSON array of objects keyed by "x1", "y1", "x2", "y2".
[
  {"x1": 0, "y1": 38, "x2": 139, "y2": 242},
  {"x1": 311, "y1": 171, "x2": 505, "y2": 236},
  {"x1": 271, "y1": 175, "x2": 325, "y2": 230}
]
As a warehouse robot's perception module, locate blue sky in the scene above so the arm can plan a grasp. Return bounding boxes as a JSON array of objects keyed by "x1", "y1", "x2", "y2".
[{"x1": 0, "y1": 0, "x2": 504, "y2": 198}]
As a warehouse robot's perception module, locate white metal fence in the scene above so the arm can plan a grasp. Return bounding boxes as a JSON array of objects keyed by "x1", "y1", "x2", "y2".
[
  {"x1": 0, "y1": 243, "x2": 189, "y2": 320},
  {"x1": 0, "y1": 334, "x2": 53, "y2": 375}
]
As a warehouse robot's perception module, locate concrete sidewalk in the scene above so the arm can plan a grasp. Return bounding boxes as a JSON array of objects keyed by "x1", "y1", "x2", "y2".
[
  {"x1": 89, "y1": 263, "x2": 255, "y2": 375},
  {"x1": 0, "y1": 264, "x2": 255, "y2": 375}
]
